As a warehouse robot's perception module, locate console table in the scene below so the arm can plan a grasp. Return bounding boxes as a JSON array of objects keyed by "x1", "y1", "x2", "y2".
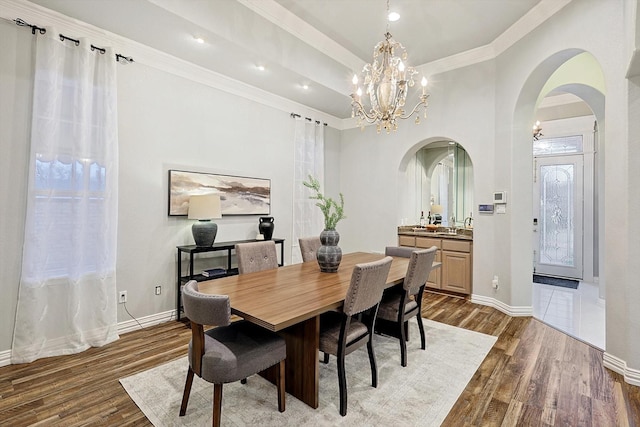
[{"x1": 176, "y1": 238, "x2": 285, "y2": 320}]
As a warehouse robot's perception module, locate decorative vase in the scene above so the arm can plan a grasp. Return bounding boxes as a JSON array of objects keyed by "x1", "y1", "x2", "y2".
[
  {"x1": 258, "y1": 216, "x2": 275, "y2": 240},
  {"x1": 317, "y1": 229, "x2": 342, "y2": 273}
]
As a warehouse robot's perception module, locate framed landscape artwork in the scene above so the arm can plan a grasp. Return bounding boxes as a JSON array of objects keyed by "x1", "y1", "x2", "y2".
[{"x1": 168, "y1": 170, "x2": 271, "y2": 216}]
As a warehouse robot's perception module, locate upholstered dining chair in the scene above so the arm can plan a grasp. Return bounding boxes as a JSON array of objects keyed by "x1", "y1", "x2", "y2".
[
  {"x1": 235, "y1": 240, "x2": 278, "y2": 274},
  {"x1": 377, "y1": 246, "x2": 438, "y2": 367},
  {"x1": 298, "y1": 236, "x2": 321, "y2": 262},
  {"x1": 319, "y1": 256, "x2": 393, "y2": 416},
  {"x1": 179, "y1": 280, "x2": 286, "y2": 427}
]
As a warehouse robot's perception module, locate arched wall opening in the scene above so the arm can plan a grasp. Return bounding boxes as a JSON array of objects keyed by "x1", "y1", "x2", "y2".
[
  {"x1": 397, "y1": 138, "x2": 474, "y2": 228},
  {"x1": 511, "y1": 49, "x2": 606, "y2": 315}
]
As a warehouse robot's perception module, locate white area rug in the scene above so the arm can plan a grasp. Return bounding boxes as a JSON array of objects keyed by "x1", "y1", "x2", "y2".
[{"x1": 120, "y1": 319, "x2": 496, "y2": 426}]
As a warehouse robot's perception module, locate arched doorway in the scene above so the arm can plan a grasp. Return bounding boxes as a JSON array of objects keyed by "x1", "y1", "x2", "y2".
[{"x1": 514, "y1": 50, "x2": 606, "y2": 349}]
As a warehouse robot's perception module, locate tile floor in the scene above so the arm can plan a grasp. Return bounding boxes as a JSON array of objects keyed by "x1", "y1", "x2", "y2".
[{"x1": 532, "y1": 280, "x2": 606, "y2": 350}]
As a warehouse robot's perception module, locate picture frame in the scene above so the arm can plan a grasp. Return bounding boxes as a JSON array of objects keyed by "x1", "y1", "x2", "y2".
[{"x1": 168, "y1": 169, "x2": 271, "y2": 216}]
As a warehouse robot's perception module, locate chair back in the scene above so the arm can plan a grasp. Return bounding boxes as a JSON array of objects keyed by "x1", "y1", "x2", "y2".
[
  {"x1": 182, "y1": 280, "x2": 231, "y2": 327},
  {"x1": 343, "y1": 256, "x2": 392, "y2": 316},
  {"x1": 404, "y1": 247, "x2": 438, "y2": 295},
  {"x1": 236, "y1": 240, "x2": 279, "y2": 274},
  {"x1": 299, "y1": 236, "x2": 321, "y2": 262},
  {"x1": 384, "y1": 246, "x2": 417, "y2": 258}
]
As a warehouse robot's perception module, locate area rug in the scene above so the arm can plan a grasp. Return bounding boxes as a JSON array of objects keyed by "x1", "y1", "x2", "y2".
[
  {"x1": 533, "y1": 274, "x2": 579, "y2": 289},
  {"x1": 120, "y1": 319, "x2": 496, "y2": 426}
]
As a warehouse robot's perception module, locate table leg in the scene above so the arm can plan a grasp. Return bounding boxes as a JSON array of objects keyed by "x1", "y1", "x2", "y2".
[{"x1": 261, "y1": 316, "x2": 319, "y2": 408}]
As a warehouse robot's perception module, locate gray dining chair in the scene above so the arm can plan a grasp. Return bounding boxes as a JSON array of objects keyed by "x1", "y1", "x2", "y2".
[
  {"x1": 179, "y1": 280, "x2": 286, "y2": 427},
  {"x1": 235, "y1": 240, "x2": 278, "y2": 274},
  {"x1": 298, "y1": 236, "x2": 321, "y2": 262},
  {"x1": 377, "y1": 246, "x2": 438, "y2": 367},
  {"x1": 319, "y1": 256, "x2": 392, "y2": 416}
]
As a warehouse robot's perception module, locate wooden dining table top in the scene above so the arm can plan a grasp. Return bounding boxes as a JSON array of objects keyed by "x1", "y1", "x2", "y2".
[{"x1": 197, "y1": 252, "x2": 410, "y2": 332}]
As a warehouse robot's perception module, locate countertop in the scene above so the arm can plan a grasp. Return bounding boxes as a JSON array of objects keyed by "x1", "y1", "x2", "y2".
[{"x1": 397, "y1": 226, "x2": 473, "y2": 241}]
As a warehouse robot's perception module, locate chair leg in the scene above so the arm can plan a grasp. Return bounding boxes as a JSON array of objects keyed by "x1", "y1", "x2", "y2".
[
  {"x1": 277, "y1": 359, "x2": 286, "y2": 412},
  {"x1": 323, "y1": 352, "x2": 330, "y2": 364},
  {"x1": 179, "y1": 367, "x2": 195, "y2": 416},
  {"x1": 213, "y1": 383, "x2": 223, "y2": 427},
  {"x1": 417, "y1": 313, "x2": 426, "y2": 350},
  {"x1": 399, "y1": 318, "x2": 408, "y2": 367},
  {"x1": 337, "y1": 354, "x2": 347, "y2": 416},
  {"x1": 367, "y1": 336, "x2": 378, "y2": 388}
]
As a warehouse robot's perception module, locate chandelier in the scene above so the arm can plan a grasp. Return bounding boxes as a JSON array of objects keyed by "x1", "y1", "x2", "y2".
[{"x1": 350, "y1": 0, "x2": 429, "y2": 134}]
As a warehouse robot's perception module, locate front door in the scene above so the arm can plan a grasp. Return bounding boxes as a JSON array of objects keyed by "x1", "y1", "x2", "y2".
[{"x1": 533, "y1": 155, "x2": 584, "y2": 279}]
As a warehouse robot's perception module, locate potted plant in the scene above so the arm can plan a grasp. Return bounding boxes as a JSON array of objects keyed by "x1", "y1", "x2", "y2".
[{"x1": 303, "y1": 175, "x2": 346, "y2": 272}]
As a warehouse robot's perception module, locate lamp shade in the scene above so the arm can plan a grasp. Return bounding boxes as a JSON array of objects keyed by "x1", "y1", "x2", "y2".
[
  {"x1": 431, "y1": 204, "x2": 443, "y2": 215},
  {"x1": 188, "y1": 194, "x2": 222, "y2": 220},
  {"x1": 188, "y1": 194, "x2": 222, "y2": 247}
]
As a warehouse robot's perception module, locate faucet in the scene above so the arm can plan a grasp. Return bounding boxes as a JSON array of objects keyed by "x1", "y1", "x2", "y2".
[{"x1": 464, "y1": 212, "x2": 473, "y2": 228}]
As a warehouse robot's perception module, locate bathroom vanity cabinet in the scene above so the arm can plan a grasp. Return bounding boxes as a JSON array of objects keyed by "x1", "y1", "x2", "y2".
[{"x1": 398, "y1": 229, "x2": 473, "y2": 295}]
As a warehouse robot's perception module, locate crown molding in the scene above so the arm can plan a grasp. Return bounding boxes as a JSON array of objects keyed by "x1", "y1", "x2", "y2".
[
  {"x1": 236, "y1": 0, "x2": 365, "y2": 74},
  {"x1": 0, "y1": 0, "x2": 344, "y2": 129},
  {"x1": 417, "y1": 0, "x2": 573, "y2": 77},
  {"x1": 492, "y1": 0, "x2": 573, "y2": 58}
]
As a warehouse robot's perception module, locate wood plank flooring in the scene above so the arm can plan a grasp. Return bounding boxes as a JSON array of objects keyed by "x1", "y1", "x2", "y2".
[{"x1": 0, "y1": 292, "x2": 638, "y2": 426}]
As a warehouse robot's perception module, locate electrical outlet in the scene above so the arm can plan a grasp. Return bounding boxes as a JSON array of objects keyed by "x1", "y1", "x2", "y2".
[
  {"x1": 118, "y1": 291, "x2": 127, "y2": 304},
  {"x1": 155, "y1": 285, "x2": 161, "y2": 295},
  {"x1": 491, "y1": 276, "x2": 499, "y2": 290}
]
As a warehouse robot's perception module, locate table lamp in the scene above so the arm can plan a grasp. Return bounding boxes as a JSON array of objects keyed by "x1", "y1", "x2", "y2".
[
  {"x1": 431, "y1": 204, "x2": 443, "y2": 215},
  {"x1": 188, "y1": 194, "x2": 222, "y2": 247}
]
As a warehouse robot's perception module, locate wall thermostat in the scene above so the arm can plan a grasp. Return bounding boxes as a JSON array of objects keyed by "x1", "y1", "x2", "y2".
[{"x1": 493, "y1": 191, "x2": 507, "y2": 204}]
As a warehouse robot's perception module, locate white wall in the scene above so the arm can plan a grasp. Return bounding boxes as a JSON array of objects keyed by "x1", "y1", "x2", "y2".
[
  {"x1": 2, "y1": 0, "x2": 640, "y2": 384},
  {"x1": 338, "y1": 59, "x2": 498, "y2": 299},
  {"x1": 339, "y1": 0, "x2": 640, "y2": 379},
  {"x1": 0, "y1": 18, "x2": 341, "y2": 354},
  {"x1": 0, "y1": 20, "x2": 33, "y2": 352}
]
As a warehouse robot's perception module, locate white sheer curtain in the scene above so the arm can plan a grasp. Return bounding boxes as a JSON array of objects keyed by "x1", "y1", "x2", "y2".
[
  {"x1": 12, "y1": 29, "x2": 119, "y2": 363},
  {"x1": 291, "y1": 118, "x2": 324, "y2": 264}
]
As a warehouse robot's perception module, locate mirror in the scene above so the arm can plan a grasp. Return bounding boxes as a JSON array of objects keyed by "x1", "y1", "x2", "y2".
[{"x1": 410, "y1": 142, "x2": 474, "y2": 227}]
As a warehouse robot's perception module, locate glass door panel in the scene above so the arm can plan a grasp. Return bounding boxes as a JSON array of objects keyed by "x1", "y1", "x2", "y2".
[{"x1": 534, "y1": 155, "x2": 583, "y2": 279}]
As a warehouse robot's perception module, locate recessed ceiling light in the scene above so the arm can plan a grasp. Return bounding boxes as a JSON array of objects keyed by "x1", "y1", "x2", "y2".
[
  {"x1": 302, "y1": 84, "x2": 309, "y2": 90},
  {"x1": 194, "y1": 36, "x2": 205, "y2": 44},
  {"x1": 257, "y1": 65, "x2": 265, "y2": 71},
  {"x1": 388, "y1": 12, "x2": 400, "y2": 22}
]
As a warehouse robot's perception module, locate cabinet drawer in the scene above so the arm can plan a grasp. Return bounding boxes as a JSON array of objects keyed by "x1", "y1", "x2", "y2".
[
  {"x1": 416, "y1": 237, "x2": 441, "y2": 249},
  {"x1": 398, "y1": 235, "x2": 416, "y2": 247},
  {"x1": 442, "y1": 239, "x2": 471, "y2": 253}
]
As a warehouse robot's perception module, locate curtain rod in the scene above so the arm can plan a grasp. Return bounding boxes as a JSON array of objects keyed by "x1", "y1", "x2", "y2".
[
  {"x1": 290, "y1": 113, "x2": 327, "y2": 126},
  {"x1": 12, "y1": 17, "x2": 134, "y2": 64}
]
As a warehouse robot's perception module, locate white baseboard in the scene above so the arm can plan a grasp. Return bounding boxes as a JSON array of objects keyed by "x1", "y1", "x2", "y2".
[
  {"x1": 117, "y1": 309, "x2": 177, "y2": 335},
  {"x1": 0, "y1": 310, "x2": 178, "y2": 367},
  {"x1": 603, "y1": 352, "x2": 640, "y2": 386},
  {"x1": 0, "y1": 349, "x2": 10, "y2": 367},
  {"x1": 470, "y1": 294, "x2": 533, "y2": 317}
]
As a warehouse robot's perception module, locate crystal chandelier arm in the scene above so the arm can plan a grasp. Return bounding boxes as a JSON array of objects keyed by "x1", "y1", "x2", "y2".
[
  {"x1": 397, "y1": 94, "x2": 429, "y2": 120},
  {"x1": 351, "y1": 96, "x2": 380, "y2": 123}
]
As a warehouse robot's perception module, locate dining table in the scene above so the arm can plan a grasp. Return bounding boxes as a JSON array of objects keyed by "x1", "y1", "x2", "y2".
[{"x1": 197, "y1": 251, "x2": 411, "y2": 409}]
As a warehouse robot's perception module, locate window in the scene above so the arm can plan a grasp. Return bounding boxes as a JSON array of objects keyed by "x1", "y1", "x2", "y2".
[
  {"x1": 533, "y1": 135, "x2": 583, "y2": 156},
  {"x1": 32, "y1": 155, "x2": 107, "y2": 277}
]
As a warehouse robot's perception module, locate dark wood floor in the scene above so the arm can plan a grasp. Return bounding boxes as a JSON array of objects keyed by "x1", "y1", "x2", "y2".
[{"x1": 0, "y1": 293, "x2": 638, "y2": 426}]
